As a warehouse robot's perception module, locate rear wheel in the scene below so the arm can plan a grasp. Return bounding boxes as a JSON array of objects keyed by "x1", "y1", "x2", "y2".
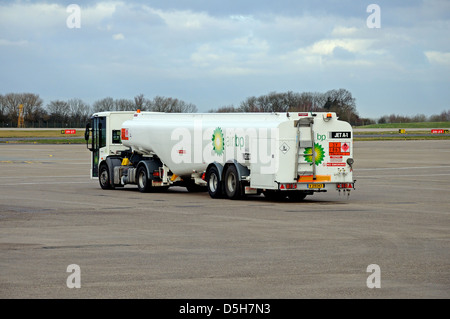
[
  {"x1": 206, "y1": 166, "x2": 222, "y2": 198},
  {"x1": 224, "y1": 165, "x2": 242, "y2": 200},
  {"x1": 137, "y1": 166, "x2": 152, "y2": 193},
  {"x1": 99, "y1": 164, "x2": 113, "y2": 190}
]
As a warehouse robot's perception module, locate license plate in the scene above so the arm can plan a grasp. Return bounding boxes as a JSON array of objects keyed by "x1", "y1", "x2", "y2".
[{"x1": 308, "y1": 183, "x2": 324, "y2": 189}]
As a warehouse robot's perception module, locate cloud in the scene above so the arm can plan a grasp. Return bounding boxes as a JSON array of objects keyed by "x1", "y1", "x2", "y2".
[
  {"x1": 331, "y1": 26, "x2": 358, "y2": 37},
  {"x1": 113, "y1": 33, "x2": 125, "y2": 40},
  {"x1": 189, "y1": 34, "x2": 270, "y2": 76},
  {"x1": 0, "y1": 39, "x2": 28, "y2": 46},
  {"x1": 0, "y1": 1, "x2": 121, "y2": 39},
  {"x1": 332, "y1": 46, "x2": 356, "y2": 60},
  {"x1": 299, "y1": 38, "x2": 374, "y2": 56},
  {"x1": 144, "y1": 7, "x2": 214, "y2": 30},
  {"x1": 82, "y1": 1, "x2": 122, "y2": 27},
  {"x1": 0, "y1": 2, "x2": 63, "y2": 35},
  {"x1": 425, "y1": 51, "x2": 450, "y2": 66}
]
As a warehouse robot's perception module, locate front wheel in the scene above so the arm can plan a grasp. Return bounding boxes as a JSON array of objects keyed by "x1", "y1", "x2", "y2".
[
  {"x1": 99, "y1": 164, "x2": 113, "y2": 190},
  {"x1": 137, "y1": 166, "x2": 152, "y2": 193}
]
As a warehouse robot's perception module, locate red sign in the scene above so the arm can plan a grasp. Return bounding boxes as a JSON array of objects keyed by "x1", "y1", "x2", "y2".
[
  {"x1": 62, "y1": 129, "x2": 76, "y2": 134},
  {"x1": 121, "y1": 128, "x2": 129, "y2": 140},
  {"x1": 327, "y1": 163, "x2": 346, "y2": 167},
  {"x1": 329, "y1": 142, "x2": 350, "y2": 156},
  {"x1": 431, "y1": 129, "x2": 444, "y2": 134}
]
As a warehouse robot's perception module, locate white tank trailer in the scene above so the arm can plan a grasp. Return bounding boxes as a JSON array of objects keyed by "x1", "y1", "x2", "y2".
[{"x1": 85, "y1": 111, "x2": 355, "y2": 200}]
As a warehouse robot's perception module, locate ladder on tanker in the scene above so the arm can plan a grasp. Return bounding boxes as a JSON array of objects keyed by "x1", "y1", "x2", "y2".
[{"x1": 293, "y1": 117, "x2": 317, "y2": 181}]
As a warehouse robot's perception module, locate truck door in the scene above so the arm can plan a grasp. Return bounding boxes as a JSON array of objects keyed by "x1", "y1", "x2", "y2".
[{"x1": 85, "y1": 116, "x2": 106, "y2": 178}]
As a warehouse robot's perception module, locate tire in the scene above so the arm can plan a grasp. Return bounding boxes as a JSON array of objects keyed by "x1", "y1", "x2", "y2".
[
  {"x1": 263, "y1": 190, "x2": 287, "y2": 201},
  {"x1": 287, "y1": 191, "x2": 308, "y2": 202},
  {"x1": 136, "y1": 166, "x2": 152, "y2": 193},
  {"x1": 224, "y1": 165, "x2": 242, "y2": 200},
  {"x1": 206, "y1": 166, "x2": 223, "y2": 198},
  {"x1": 99, "y1": 164, "x2": 113, "y2": 190}
]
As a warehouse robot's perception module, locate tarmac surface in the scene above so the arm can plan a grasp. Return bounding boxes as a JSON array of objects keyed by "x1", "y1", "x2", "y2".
[{"x1": 0, "y1": 140, "x2": 449, "y2": 299}]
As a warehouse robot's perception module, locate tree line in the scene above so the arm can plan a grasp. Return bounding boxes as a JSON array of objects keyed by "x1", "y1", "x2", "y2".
[
  {"x1": 209, "y1": 89, "x2": 449, "y2": 125},
  {"x1": 209, "y1": 89, "x2": 367, "y2": 125},
  {"x1": 1, "y1": 89, "x2": 363, "y2": 128},
  {"x1": 0, "y1": 93, "x2": 197, "y2": 128},
  {"x1": 377, "y1": 111, "x2": 450, "y2": 124},
  {"x1": 1, "y1": 91, "x2": 447, "y2": 128}
]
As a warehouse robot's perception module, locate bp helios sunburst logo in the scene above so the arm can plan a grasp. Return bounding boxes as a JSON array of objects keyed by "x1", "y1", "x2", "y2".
[
  {"x1": 212, "y1": 127, "x2": 224, "y2": 155},
  {"x1": 303, "y1": 143, "x2": 325, "y2": 165}
]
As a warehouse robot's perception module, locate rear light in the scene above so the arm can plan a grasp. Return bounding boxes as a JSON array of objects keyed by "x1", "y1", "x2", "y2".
[
  {"x1": 337, "y1": 183, "x2": 353, "y2": 189},
  {"x1": 153, "y1": 171, "x2": 160, "y2": 177},
  {"x1": 280, "y1": 183, "x2": 297, "y2": 190},
  {"x1": 201, "y1": 172, "x2": 206, "y2": 180}
]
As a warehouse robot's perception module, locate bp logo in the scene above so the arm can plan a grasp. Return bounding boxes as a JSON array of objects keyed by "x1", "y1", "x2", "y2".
[
  {"x1": 303, "y1": 143, "x2": 325, "y2": 165},
  {"x1": 212, "y1": 127, "x2": 224, "y2": 155}
]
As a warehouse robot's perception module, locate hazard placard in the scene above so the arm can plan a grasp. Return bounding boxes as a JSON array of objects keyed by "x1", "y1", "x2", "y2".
[
  {"x1": 329, "y1": 142, "x2": 350, "y2": 156},
  {"x1": 341, "y1": 142, "x2": 350, "y2": 153}
]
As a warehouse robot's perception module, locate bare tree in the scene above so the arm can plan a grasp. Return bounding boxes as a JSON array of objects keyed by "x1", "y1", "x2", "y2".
[
  {"x1": 149, "y1": 96, "x2": 197, "y2": 113},
  {"x1": 114, "y1": 98, "x2": 135, "y2": 111},
  {"x1": 0, "y1": 94, "x2": 6, "y2": 123},
  {"x1": 323, "y1": 89, "x2": 358, "y2": 123},
  {"x1": 134, "y1": 94, "x2": 146, "y2": 110},
  {"x1": 21, "y1": 93, "x2": 44, "y2": 123},
  {"x1": 429, "y1": 110, "x2": 450, "y2": 122},
  {"x1": 0, "y1": 92, "x2": 43, "y2": 126},
  {"x1": 93, "y1": 97, "x2": 114, "y2": 112},
  {"x1": 68, "y1": 98, "x2": 91, "y2": 126},
  {"x1": 240, "y1": 96, "x2": 260, "y2": 112},
  {"x1": 209, "y1": 105, "x2": 241, "y2": 113},
  {"x1": 412, "y1": 114, "x2": 427, "y2": 122},
  {"x1": 3, "y1": 93, "x2": 22, "y2": 123},
  {"x1": 47, "y1": 100, "x2": 70, "y2": 123}
]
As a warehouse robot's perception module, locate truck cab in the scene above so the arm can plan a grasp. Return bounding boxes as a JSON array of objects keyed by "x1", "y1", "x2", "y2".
[{"x1": 85, "y1": 111, "x2": 135, "y2": 179}]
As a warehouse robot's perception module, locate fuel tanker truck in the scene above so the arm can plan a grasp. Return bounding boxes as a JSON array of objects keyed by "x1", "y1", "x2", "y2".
[{"x1": 84, "y1": 110, "x2": 355, "y2": 200}]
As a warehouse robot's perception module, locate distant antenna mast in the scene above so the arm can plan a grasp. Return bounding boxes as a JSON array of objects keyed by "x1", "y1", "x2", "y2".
[{"x1": 18, "y1": 104, "x2": 25, "y2": 128}]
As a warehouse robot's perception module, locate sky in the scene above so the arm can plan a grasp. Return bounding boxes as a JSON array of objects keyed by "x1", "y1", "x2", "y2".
[{"x1": 0, "y1": 0, "x2": 449, "y2": 119}]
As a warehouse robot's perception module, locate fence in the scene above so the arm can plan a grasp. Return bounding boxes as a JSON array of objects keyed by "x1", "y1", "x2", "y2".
[{"x1": 0, "y1": 121, "x2": 86, "y2": 128}]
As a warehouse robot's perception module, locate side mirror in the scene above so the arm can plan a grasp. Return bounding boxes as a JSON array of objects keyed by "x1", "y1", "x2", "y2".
[
  {"x1": 84, "y1": 123, "x2": 90, "y2": 141},
  {"x1": 85, "y1": 123, "x2": 92, "y2": 151}
]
